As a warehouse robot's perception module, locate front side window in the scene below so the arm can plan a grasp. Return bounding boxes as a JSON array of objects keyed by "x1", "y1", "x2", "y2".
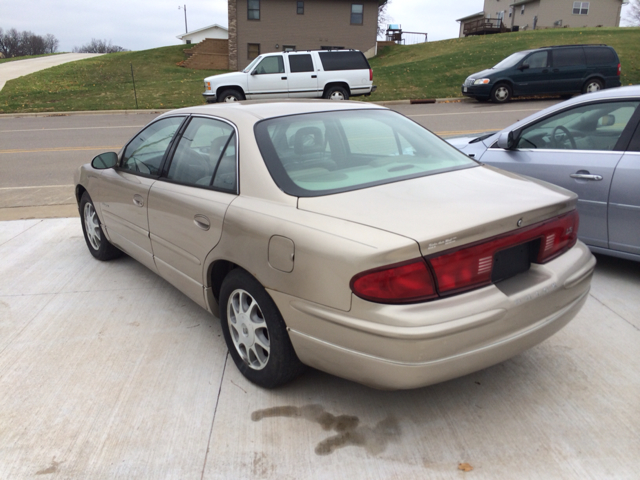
[
  {"x1": 573, "y1": 1, "x2": 589, "y2": 14},
  {"x1": 297, "y1": 1, "x2": 304, "y2": 14},
  {"x1": 121, "y1": 117, "x2": 184, "y2": 175},
  {"x1": 522, "y1": 51, "x2": 549, "y2": 69},
  {"x1": 351, "y1": 4, "x2": 363, "y2": 24},
  {"x1": 254, "y1": 110, "x2": 476, "y2": 197},
  {"x1": 516, "y1": 101, "x2": 640, "y2": 151},
  {"x1": 253, "y1": 55, "x2": 285, "y2": 74},
  {"x1": 166, "y1": 117, "x2": 237, "y2": 191},
  {"x1": 248, "y1": 0, "x2": 260, "y2": 20}
]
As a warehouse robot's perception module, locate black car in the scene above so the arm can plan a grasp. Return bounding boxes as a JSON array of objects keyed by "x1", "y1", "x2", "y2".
[{"x1": 462, "y1": 44, "x2": 621, "y2": 103}]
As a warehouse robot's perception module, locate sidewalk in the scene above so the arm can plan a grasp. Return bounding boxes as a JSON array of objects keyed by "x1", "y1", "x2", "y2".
[{"x1": 0, "y1": 218, "x2": 638, "y2": 478}]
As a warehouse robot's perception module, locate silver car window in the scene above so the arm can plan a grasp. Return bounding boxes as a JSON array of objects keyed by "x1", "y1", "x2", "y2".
[
  {"x1": 517, "y1": 101, "x2": 640, "y2": 151},
  {"x1": 255, "y1": 110, "x2": 476, "y2": 197},
  {"x1": 166, "y1": 117, "x2": 236, "y2": 191},
  {"x1": 121, "y1": 117, "x2": 184, "y2": 175}
]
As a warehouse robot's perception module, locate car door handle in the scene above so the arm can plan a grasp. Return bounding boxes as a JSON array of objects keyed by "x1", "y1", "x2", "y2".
[
  {"x1": 311, "y1": 75, "x2": 317, "y2": 78},
  {"x1": 132, "y1": 194, "x2": 144, "y2": 207},
  {"x1": 193, "y1": 214, "x2": 210, "y2": 231},
  {"x1": 570, "y1": 173, "x2": 603, "y2": 181},
  {"x1": 281, "y1": 76, "x2": 287, "y2": 80}
]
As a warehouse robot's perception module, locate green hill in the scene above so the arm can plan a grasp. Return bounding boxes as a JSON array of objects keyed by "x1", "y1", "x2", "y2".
[
  {"x1": 369, "y1": 27, "x2": 640, "y2": 101},
  {"x1": 1, "y1": 27, "x2": 639, "y2": 113}
]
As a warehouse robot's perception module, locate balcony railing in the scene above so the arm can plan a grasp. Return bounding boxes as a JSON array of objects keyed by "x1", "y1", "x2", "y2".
[{"x1": 463, "y1": 18, "x2": 509, "y2": 36}]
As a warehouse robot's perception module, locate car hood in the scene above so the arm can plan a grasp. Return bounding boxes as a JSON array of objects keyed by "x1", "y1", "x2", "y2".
[
  {"x1": 446, "y1": 135, "x2": 482, "y2": 148},
  {"x1": 204, "y1": 71, "x2": 247, "y2": 84},
  {"x1": 297, "y1": 166, "x2": 577, "y2": 257},
  {"x1": 467, "y1": 68, "x2": 494, "y2": 80}
]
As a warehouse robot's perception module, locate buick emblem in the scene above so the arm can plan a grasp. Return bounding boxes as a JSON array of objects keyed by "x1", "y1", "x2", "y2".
[{"x1": 517, "y1": 218, "x2": 523, "y2": 227}]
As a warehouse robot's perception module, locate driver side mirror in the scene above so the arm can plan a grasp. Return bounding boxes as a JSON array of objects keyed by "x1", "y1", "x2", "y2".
[
  {"x1": 91, "y1": 152, "x2": 118, "y2": 169},
  {"x1": 519, "y1": 63, "x2": 530, "y2": 71},
  {"x1": 497, "y1": 131, "x2": 516, "y2": 150}
]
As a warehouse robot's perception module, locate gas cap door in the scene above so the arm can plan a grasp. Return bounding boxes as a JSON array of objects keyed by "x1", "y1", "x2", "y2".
[{"x1": 268, "y1": 235, "x2": 295, "y2": 273}]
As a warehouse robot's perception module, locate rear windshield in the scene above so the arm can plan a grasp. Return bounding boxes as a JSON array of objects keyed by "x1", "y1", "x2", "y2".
[
  {"x1": 254, "y1": 110, "x2": 477, "y2": 197},
  {"x1": 318, "y1": 51, "x2": 369, "y2": 71}
]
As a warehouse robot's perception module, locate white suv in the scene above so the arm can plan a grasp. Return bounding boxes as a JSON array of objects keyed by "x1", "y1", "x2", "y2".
[{"x1": 203, "y1": 50, "x2": 376, "y2": 102}]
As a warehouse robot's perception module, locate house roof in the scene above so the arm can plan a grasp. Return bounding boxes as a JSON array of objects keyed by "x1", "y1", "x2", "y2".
[
  {"x1": 456, "y1": 12, "x2": 485, "y2": 22},
  {"x1": 176, "y1": 24, "x2": 228, "y2": 40}
]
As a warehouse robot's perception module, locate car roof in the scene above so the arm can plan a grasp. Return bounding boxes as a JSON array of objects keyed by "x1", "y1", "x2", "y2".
[{"x1": 160, "y1": 100, "x2": 387, "y2": 122}]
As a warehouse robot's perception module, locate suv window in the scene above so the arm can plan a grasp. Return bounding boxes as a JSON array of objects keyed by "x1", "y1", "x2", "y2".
[
  {"x1": 289, "y1": 54, "x2": 314, "y2": 73},
  {"x1": 516, "y1": 101, "x2": 640, "y2": 151},
  {"x1": 586, "y1": 47, "x2": 616, "y2": 65},
  {"x1": 318, "y1": 51, "x2": 369, "y2": 71},
  {"x1": 552, "y1": 48, "x2": 586, "y2": 68},
  {"x1": 121, "y1": 117, "x2": 184, "y2": 175},
  {"x1": 166, "y1": 117, "x2": 237, "y2": 191},
  {"x1": 254, "y1": 56, "x2": 284, "y2": 75}
]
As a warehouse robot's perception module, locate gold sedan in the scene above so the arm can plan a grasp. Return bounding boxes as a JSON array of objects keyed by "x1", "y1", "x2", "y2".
[{"x1": 75, "y1": 101, "x2": 596, "y2": 389}]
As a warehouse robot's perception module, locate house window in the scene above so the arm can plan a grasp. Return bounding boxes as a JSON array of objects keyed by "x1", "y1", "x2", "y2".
[
  {"x1": 521, "y1": 5, "x2": 525, "y2": 14},
  {"x1": 497, "y1": 11, "x2": 504, "y2": 21},
  {"x1": 351, "y1": 4, "x2": 364, "y2": 25},
  {"x1": 186, "y1": 40, "x2": 192, "y2": 44},
  {"x1": 248, "y1": 43, "x2": 260, "y2": 60},
  {"x1": 283, "y1": 45, "x2": 296, "y2": 51},
  {"x1": 509, "y1": 7, "x2": 513, "y2": 18},
  {"x1": 248, "y1": 0, "x2": 260, "y2": 20},
  {"x1": 573, "y1": 1, "x2": 589, "y2": 14},
  {"x1": 297, "y1": 1, "x2": 304, "y2": 14}
]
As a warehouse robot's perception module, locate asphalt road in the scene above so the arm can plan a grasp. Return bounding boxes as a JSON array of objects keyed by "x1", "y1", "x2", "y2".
[{"x1": 0, "y1": 99, "x2": 561, "y2": 220}]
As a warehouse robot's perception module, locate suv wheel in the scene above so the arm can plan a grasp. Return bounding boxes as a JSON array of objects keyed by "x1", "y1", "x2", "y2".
[
  {"x1": 217, "y1": 89, "x2": 244, "y2": 102},
  {"x1": 491, "y1": 83, "x2": 512, "y2": 103},
  {"x1": 324, "y1": 86, "x2": 349, "y2": 101}
]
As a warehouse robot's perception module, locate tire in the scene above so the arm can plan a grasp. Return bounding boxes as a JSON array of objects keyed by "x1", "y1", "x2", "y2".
[
  {"x1": 491, "y1": 83, "x2": 512, "y2": 103},
  {"x1": 80, "y1": 192, "x2": 122, "y2": 261},
  {"x1": 220, "y1": 269, "x2": 306, "y2": 388},
  {"x1": 583, "y1": 79, "x2": 603, "y2": 94},
  {"x1": 324, "y1": 85, "x2": 349, "y2": 101},
  {"x1": 217, "y1": 89, "x2": 244, "y2": 103}
]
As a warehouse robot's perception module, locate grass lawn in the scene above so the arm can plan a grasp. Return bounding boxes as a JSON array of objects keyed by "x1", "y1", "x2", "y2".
[
  {"x1": 0, "y1": 46, "x2": 224, "y2": 113},
  {"x1": 368, "y1": 27, "x2": 640, "y2": 101},
  {"x1": 1, "y1": 28, "x2": 639, "y2": 113}
]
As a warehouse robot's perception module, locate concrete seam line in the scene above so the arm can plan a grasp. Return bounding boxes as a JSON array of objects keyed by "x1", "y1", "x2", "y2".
[{"x1": 200, "y1": 352, "x2": 229, "y2": 480}]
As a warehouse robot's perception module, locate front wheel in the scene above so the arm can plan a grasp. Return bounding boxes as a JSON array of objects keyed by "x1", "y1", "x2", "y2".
[
  {"x1": 220, "y1": 269, "x2": 306, "y2": 388},
  {"x1": 583, "y1": 79, "x2": 603, "y2": 94},
  {"x1": 491, "y1": 83, "x2": 512, "y2": 103},
  {"x1": 217, "y1": 89, "x2": 244, "y2": 102},
  {"x1": 80, "y1": 192, "x2": 122, "y2": 261},
  {"x1": 324, "y1": 85, "x2": 349, "y2": 101}
]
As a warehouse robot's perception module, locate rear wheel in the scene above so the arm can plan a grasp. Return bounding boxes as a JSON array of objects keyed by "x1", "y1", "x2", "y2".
[
  {"x1": 80, "y1": 192, "x2": 122, "y2": 261},
  {"x1": 217, "y1": 89, "x2": 244, "y2": 102},
  {"x1": 220, "y1": 269, "x2": 306, "y2": 388},
  {"x1": 324, "y1": 85, "x2": 349, "y2": 101},
  {"x1": 582, "y1": 79, "x2": 603, "y2": 94},
  {"x1": 491, "y1": 83, "x2": 512, "y2": 103}
]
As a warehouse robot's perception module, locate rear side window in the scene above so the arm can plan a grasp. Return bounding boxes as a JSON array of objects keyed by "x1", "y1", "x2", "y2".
[
  {"x1": 586, "y1": 47, "x2": 617, "y2": 65},
  {"x1": 552, "y1": 48, "x2": 586, "y2": 68},
  {"x1": 289, "y1": 54, "x2": 314, "y2": 73},
  {"x1": 318, "y1": 51, "x2": 369, "y2": 71}
]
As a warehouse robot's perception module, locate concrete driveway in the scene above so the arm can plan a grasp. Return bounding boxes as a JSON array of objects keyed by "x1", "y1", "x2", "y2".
[
  {"x1": 0, "y1": 217, "x2": 638, "y2": 479},
  {"x1": 0, "y1": 53, "x2": 104, "y2": 91}
]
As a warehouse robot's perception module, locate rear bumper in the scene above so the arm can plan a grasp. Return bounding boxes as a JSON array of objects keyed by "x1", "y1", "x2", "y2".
[{"x1": 270, "y1": 241, "x2": 595, "y2": 390}]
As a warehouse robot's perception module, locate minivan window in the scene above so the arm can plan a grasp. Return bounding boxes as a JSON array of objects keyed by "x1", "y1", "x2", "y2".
[
  {"x1": 552, "y1": 48, "x2": 586, "y2": 68},
  {"x1": 254, "y1": 110, "x2": 476, "y2": 197},
  {"x1": 523, "y1": 51, "x2": 548, "y2": 69},
  {"x1": 586, "y1": 47, "x2": 616, "y2": 65},
  {"x1": 492, "y1": 51, "x2": 528, "y2": 69},
  {"x1": 318, "y1": 51, "x2": 369, "y2": 71}
]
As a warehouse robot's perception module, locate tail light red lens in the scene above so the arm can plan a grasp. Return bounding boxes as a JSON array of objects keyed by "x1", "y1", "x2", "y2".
[
  {"x1": 617, "y1": 63, "x2": 621, "y2": 76},
  {"x1": 350, "y1": 259, "x2": 437, "y2": 304},
  {"x1": 351, "y1": 210, "x2": 579, "y2": 303},
  {"x1": 369, "y1": 68, "x2": 373, "y2": 81}
]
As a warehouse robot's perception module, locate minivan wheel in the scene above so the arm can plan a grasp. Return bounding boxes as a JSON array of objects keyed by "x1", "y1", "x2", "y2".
[
  {"x1": 217, "y1": 89, "x2": 244, "y2": 102},
  {"x1": 491, "y1": 83, "x2": 512, "y2": 103},
  {"x1": 583, "y1": 79, "x2": 603, "y2": 94},
  {"x1": 220, "y1": 269, "x2": 306, "y2": 388}
]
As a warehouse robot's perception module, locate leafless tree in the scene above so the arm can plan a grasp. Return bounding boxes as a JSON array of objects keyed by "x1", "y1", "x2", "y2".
[
  {"x1": 378, "y1": 0, "x2": 393, "y2": 38},
  {"x1": 622, "y1": 0, "x2": 640, "y2": 26},
  {"x1": 0, "y1": 27, "x2": 59, "y2": 57},
  {"x1": 72, "y1": 39, "x2": 128, "y2": 54}
]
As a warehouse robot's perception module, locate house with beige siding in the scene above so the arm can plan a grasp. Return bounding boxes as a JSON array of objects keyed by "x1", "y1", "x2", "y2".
[
  {"x1": 227, "y1": 0, "x2": 385, "y2": 71},
  {"x1": 458, "y1": 0, "x2": 626, "y2": 37}
]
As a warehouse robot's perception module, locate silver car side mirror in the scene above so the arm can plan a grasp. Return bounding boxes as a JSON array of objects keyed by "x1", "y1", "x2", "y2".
[
  {"x1": 91, "y1": 152, "x2": 118, "y2": 169},
  {"x1": 497, "y1": 131, "x2": 515, "y2": 150}
]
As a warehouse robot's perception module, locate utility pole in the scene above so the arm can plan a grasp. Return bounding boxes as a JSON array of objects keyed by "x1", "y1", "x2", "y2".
[{"x1": 179, "y1": 5, "x2": 188, "y2": 33}]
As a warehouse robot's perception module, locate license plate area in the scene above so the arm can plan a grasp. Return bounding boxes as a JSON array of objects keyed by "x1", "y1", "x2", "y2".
[{"x1": 491, "y1": 239, "x2": 540, "y2": 284}]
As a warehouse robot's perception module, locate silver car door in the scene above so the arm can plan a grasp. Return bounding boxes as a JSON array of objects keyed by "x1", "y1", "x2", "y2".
[
  {"x1": 479, "y1": 100, "x2": 640, "y2": 249},
  {"x1": 147, "y1": 116, "x2": 238, "y2": 308},
  {"x1": 608, "y1": 137, "x2": 640, "y2": 254},
  {"x1": 97, "y1": 116, "x2": 185, "y2": 271}
]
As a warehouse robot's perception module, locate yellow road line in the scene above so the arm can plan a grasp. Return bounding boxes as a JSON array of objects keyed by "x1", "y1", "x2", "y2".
[{"x1": 0, "y1": 146, "x2": 120, "y2": 154}]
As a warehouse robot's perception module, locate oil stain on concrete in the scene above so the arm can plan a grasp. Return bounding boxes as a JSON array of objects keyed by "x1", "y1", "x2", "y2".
[{"x1": 252, "y1": 404, "x2": 401, "y2": 455}]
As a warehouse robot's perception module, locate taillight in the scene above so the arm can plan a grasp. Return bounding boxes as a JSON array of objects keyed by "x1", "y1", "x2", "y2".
[
  {"x1": 350, "y1": 259, "x2": 437, "y2": 304},
  {"x1": 351, "y1": 210, "x2": 579, "y2": 303},
  {"x1": 617, "y1": 63, "x2": 621, "y2": 76},
  {"x1": 369, "y1": 68, "x2": 373, "y2": 81}
]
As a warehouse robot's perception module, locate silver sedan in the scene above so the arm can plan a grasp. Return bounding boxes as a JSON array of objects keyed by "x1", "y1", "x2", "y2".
[{"x1": 449, "y1": 85, "x2": 640, "y2": 262}]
